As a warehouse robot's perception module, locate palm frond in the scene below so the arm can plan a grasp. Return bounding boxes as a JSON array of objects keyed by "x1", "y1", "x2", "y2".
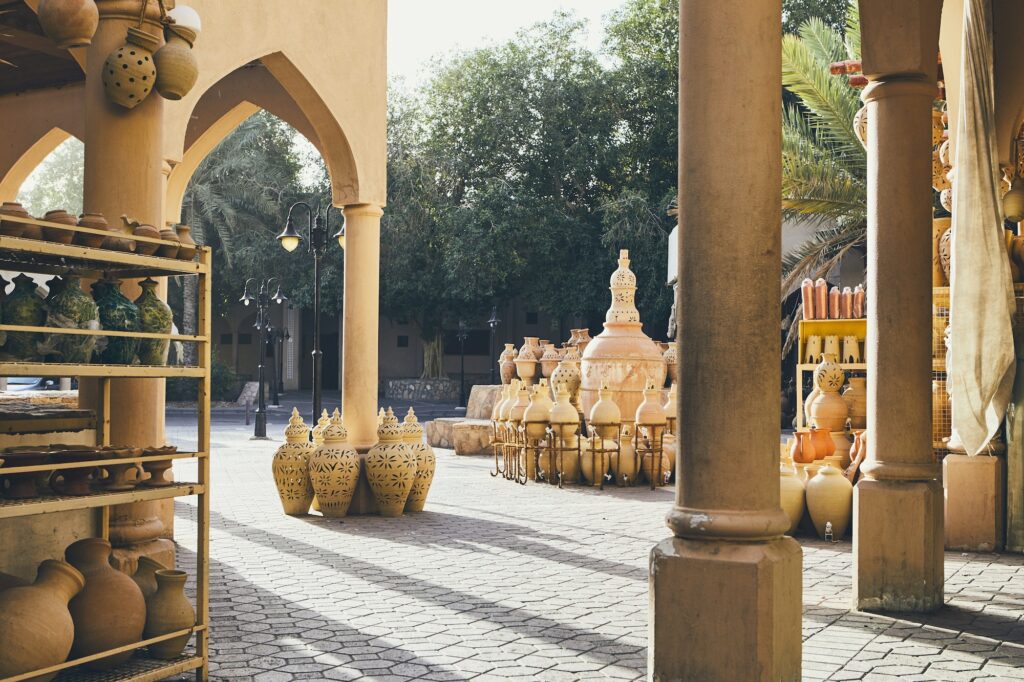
[{"x1": 845, "y1": 0, "x2": 861, "y2": 61}]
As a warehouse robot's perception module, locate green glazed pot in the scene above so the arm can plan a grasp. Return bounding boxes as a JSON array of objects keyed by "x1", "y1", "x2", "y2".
[
  {"x1": 135, "y1": 278, "x2": 171, "y2": 365},
  {"x1": 45, "y1": 275, "x2": 99, "y2": 364},
  {"x1": 2, "y1": 274, "x2": 45, "y2": 360},
  {"x1": 92, "y1": 279, "x2": 140, "y2": 365}
]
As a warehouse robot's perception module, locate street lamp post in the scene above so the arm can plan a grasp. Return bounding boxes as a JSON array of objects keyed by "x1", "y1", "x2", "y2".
[
  {"x1": 240, "y1": 278, "x2": 288, "y2": 439},
  {"x1": 457, "y1": 320, "x2": 468, "y2": 408},
  {"x1": 487, "y1": 306, "x2": 500, "y2": 385},
  {"x1": 277, "y1": 202, "x2": 346, "y2": 425}
]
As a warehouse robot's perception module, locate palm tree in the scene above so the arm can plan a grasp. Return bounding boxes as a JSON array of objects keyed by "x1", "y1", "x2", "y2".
[{"x1": 780, "y1": 4, "x2": 864, "y2": 351}]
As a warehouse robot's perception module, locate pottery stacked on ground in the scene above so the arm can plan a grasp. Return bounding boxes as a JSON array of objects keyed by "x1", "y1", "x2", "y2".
[
  {"x1": 308, "y1": 409, "x2": 360, "y2": 517},
  {"x1": 808, "y1": 354, "x2": 851, "y2": 463},
  {"x1": 402, "y1": 408, "x2": 436, "y2": 512},
  {"x1": 635, "y1": 382, "x2": 670, "y2": 486},
  {"x1": 272, "y1": 408, "x2": 316, "y2": 515},
  {"x1": 365, "y1": 408, "x2": 418, "y2": 516}
]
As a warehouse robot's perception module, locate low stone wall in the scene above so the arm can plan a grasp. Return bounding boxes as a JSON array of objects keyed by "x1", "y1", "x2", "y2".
[
  {"x1": 385, "y1": 378, "x2": 459, "y2": 402},
  {"x1": 425, "y1": 417, "x2": 493, "y2": 455}
]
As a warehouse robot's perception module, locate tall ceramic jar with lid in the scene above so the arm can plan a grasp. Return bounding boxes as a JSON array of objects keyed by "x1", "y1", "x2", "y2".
[
  {"x1": 135, "y1": 277, "x2": 172, "y2": 365},
  {"x1": 365, "y1": 408, "x2": 417, "y2": 516},
  {"x1": 402, "y1": 408, "x2": 435, "y2": 512},
  {"x1": 308, "y1": 409, "x2": 360, "y2": 517},
  {"x1": 272, "y1": 408, "x2": 316, "y2": 515}
]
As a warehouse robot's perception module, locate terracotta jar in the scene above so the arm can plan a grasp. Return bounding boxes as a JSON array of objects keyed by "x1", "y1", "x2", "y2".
[
  {"x1": 0, "y1": 201, "x2": 31, "y2": 237},
  {"x1": 842, "y1": 378, "x2": 867, "y2": 430},
  {"x1": 102, "y1": 27, "x2": 159, "y2": 109},
  {"x1": 663, "y1": 342, "x2": 678, "y2": 384},
  {"x1": 575, "y1": 328, "x2": 592, "y2": 355},
  {"x1": 92, "y1": 278, "x2": 141, "y2": 365},
  {"x1": 840, "y1": 287, "x2": 853, "y2": 319},
  {"x1": 853, "y1": 284, "x2": 866, "y2": 318},
  {"x1": 154, "y1": 25, "x2": 198, "y2": 101},
  {"x1": 513, "y1": 344, "x2": 538, "y2": 386},
  {"x1": 141, "y1": 446, "x2": 176, "y2": 487},
  {"x1": 508, "y1": 384, "x2": 530, "y2": 427},
  {"x1": 779, "y1": 464, "x2": 805, "y2": 535},
  {"x1": 272, "y1": 408, "x2": 316, "y2": 515},
  {"x1": 135, "y1": 278, "x2": 172, "y2": 365},
  {"x1": 800, "y1": 278, "x2": 815, "y2": 319},
  {"x1": 0, "y1": 559, "x2": 85, "y2": 682},
  {"x1": 549, "y1": 385, "x2": 580, "y2": 447},
  {"x1": 580, "y1": 251, "x2": 666, "y2": 423},
  {"x1": 156, "y1": 226, "x2": 181, "y2": 259},
  {"x1": 809, "y1": 354, "x2": 848, "y2": 431},
  {"x1": 365, "y1": 408, "x2": 417, "y2": 517},
  {"x1": 37, "y1": 0, "x2": 98, "y2": 48},
  {"x1": 44, "y1": 274, "x2": 99, "y2": 364},
  {"x1": 3, "y1": 274, "x2": 46, "y2": 361},
  {"x1": 98, "y1": 446, "x2": 143, "y2": 491},
  {"x1": 491, "y1": 384, "x2": 509, "y2": 421},
  {"x1": 580, "y1": 436, "x2": 612, "y2": 486},
  {"x1": 42, "y1": 209, "x2": 76, "y2": 244},
  {"x1": 539, "y1": 343, "x2": 560, "y2": 378},
  {"x1": 789, "y1": 431, "x2": 816, "y2": 465},
  {"x1": 144, "y1": 570, "x2": 195, "y2": 659},
  {"x1": 131, "y1": 555, "x2": 166, "y2": 599},
  {"x1": 102, "y1": 215, "x2": 134, "y2": 252},
  {"x1": 610, "y1": 425, "x2": 639, "y2": 485},
  {"x1": 814, "y1": 278, "x2": 828, "y2": 320},
  {"x1": 828, "y1": 286, "x2": 840, "y2": 319},
  {"x1": 641, "y1": 447, "x2": 672, "y2": 487},
  {"x1": 550, "y1": 356, "x2": 582, "y2": 411},
  {"x1": 810, "y1": 427, "x2": 834, "y2": 460},
  {"x1": 76, "y1": 212, "x2": 109, "y2": 248},
  {"x1": 806, "y1": 461, "x2": 853, "y2": 539},
  {"x1": 663, "y1": 383, "x2": 678, "y2": 435},
  {"x1": 175, "y1": 224, "x2": 197, "y2": 260},
  {"x1": 521, "y1": 336, "x2": 542, "y2": 361},
  {"x1": 66, "y1": 538, "x2": 146, "y2": 668},
  {"x1": 498, "y1": 343, "x2": 516, "y2": 384},
  {"x1": 308, "y1": 409, "x2": 360, "y2": 518},
  {"x1": 402, "y1": 408, "x2": 435, "y2": 512},
  {"x1": 498, "y1": 380, "x2": 520, "y2": 423},
  {"x1": 588, "y1": 381, "x2": 622, "y2": 441},
  {"x1": 523, "y1": 379, "x2": 554, "y2": 442}
]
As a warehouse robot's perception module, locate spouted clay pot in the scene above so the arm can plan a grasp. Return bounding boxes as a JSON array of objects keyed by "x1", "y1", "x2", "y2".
[
  {"x1": 272, "y1": 408, "x2": 315, "y2": 515},
  {"x1": 144, "y1": 570, "x2": 195, "y2": 659},
  {"x1": 365, "y1": 408, "x2": 417, "y2": 516},
  {"x1": 308, "y1": 409, "x2": 360, "y2": 517},
  {"x1": 131, "y1": 555, "x2": 166, "y2": 599}
]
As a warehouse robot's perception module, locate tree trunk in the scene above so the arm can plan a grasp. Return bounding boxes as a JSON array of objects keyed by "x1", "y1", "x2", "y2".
[
  {"x1": 182, "y1": 275, "x2": 198, "y2": 366},
  {"x1": 421, "y1": 332, "x2": 446, "y2": 379}
]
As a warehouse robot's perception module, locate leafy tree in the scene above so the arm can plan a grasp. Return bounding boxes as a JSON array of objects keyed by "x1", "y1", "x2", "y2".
[
  {"x1": 783, "y1": 0, "x2": 848, "y2": 34},
  {"x1": 17, "y1": 138, "x2": 84, "y2": 216}
]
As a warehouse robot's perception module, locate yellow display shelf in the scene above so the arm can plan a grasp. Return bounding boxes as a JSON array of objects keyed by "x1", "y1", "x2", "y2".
[
  {"x1": 0, "y1": 362, "x2": 204, "y2": 378},
  {"x1": 0, "y1": 483, "x2": 202, "y2": 520}
]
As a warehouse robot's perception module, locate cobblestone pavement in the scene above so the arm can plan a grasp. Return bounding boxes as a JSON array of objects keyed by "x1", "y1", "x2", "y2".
[{"x1": 169, "y1": 426, "x2": 1024, "y2": 681}]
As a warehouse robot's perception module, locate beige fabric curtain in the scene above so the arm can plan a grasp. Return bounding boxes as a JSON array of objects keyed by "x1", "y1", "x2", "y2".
[{"x1": 949, "y1": 0, "x2": 1016, "y2": 455}]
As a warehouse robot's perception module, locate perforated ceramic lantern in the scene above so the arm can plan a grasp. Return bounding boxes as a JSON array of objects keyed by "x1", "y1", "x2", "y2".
[{"x1": 102, "y1": 27, "x2": 159, "y2": 109}]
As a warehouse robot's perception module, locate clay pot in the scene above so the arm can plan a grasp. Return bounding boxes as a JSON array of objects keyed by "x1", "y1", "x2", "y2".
[
  {"x1": 828, "y1": 286, "x2": 840, "y2": 319},
  {"x1": 491, "y1": 384, "x2": 511, "y2": 421},
  {"x1": 506, "y1": 383, "x2": 530, "y2": 425},
  {"x1": 156, "y1": 226, "x2": 180, "y2": 259},
  {"x1": 549, "y1": 385, "x2": 580, "y2": 444},
  {"x1": 131, "y1": 555, "x2": 166, "y2": 599},
  {"x1": 308, "y1": 409, "x2": 361, "y2": 517},
  {"x1": 135, "y1": 278, "x2": 172, "y2": 365},
  {"x1": 76, "y1": 212, "x2": 109, "y2": 248},
  {"x1": 800, "y1": 278, "x2": 816, "y2": 319},
  {"x1": 843, "y1": 378, "x2": 867, "y2": 430},
  {"x1": 588, "y1": 382, "x2": 622, "y2": 441},
  {"x1": 1, "y1": 448, "x2": 49, "y2": 499},
  {"x1": 154, "y1": 26, "x2": 198, "y2": 101},
  {"x1": 402, "y1": 408, "x2": 435, "y2": 512},
  {"x1": 803, "y1": 385, "x2": 820, "y2": 426},
  {"x1": 539, "y1": 343, "x2": 561, "y2": 378},
  {"x1": 523, "y1": 379, "x2": 554, "y2": 441},
  {"x1": 365, "y1": 408, "x2": 417, "y2": 517},
  {"x1": 91, "y1": 278, "x2": 141, "y2": 365},
  {"x1": 37, "y1": 0, "x2": 98, "y2": 48},
  {"x1": 806, "y1": 462, "x2": 853, "y2": 539},
  {"x1": 814, "y1": 278, "x2": 828, "y2": 320},
  {"x1": 129, "y1": 222, "x2": 160, "y2": 256},
  {"x1": 580, "y1": 251, "x2": 666, "y2": 424},
  {"x1": 102, "y1": 27, "x2": 159, "y2": 109},
  {"x1": 810, "y1": 428, "x2": 834, "y2": 460},
  {"x1": 272, "y1": 408, "x2": 315, "y2": 515},
  {"x1": 789, "y1": 431, "x2": 816, "y2": 465},
  {"x1": 49, "y1": 449, "x2": 98, "y2": 496},
  {"x1": 610, "y1": 426, "x2": 639, "y2": 485},
  {"x1": 0, "y1": 559, "x2": 85, "y2": 682},
  {"x1": 580, "y1": 436, "x2": 612, "y2": 486},
  {"x1": 66, "y1": 538, "x2": 146, "y2": 668},
  {"x1": 42, "y1": 209, "x2": 76, "y2": 244},
  {"x1": 0, "y1": 201, "x2": 31, "y2": 237},
  {"x1": 575, "y1": 328, "x2": 592, "y2": 355},
  {"x1": 43, "y1": 274, "x2": 100, "y2": 364},
  {"x1": 809, "y1": 354, "x2": 848, "y2": 431},
  {"x1": 840, "y1": 287, "x2": 853, "y2": 319},
  {"x1": 498, "y1": 344, "x2": 516, "y2": 384},
  {"x1": 663, "y1": 342, "x2": 678, "y2": 384},
  {"x1": 141, "y1": 446, "x2": 176, "y2": 487},
  {"x1": 144, "y1": 570, "x2": 195, "y2": 659},
  {"x1": 175, "y1": 223, "x2": 197, "y2": 260},
  {"x1": 641, "y1": 448, "x2": 672, "y2": 486},
  {"x1": 521, "y1": 336, "x2": 542, "y2": 361},
  {"x1": 779, "y1": 464, "x2": 805, "y2": 535},
  {"x1": 538, "y1": 443, "x2": 580, "y2": 484},
  {"x1": 513, "y1": 344, "x2": 538, "y2": 386},
  {"x1": 3, "y1": 274, "x2": 46, "y2": 361}
]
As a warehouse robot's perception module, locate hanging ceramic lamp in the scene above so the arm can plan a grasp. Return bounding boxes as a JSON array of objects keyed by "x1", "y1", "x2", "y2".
[
  {"x1": 102, "y1": 27, "x2": 160, "y2": 109},
  {"x1": 37, "y1": 0, "x2": 99, "y2": 48}
]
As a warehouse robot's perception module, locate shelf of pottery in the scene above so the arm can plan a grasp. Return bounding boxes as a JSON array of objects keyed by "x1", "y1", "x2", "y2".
[
  {"x1": 492, "y1": 251, "x2": 677, "y2": 491},
  {"x1": 0, "y1": 213, "x2": 211, "y2": 682}
]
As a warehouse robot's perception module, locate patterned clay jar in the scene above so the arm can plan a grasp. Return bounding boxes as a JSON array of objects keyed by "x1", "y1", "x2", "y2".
[
  {"x1": 843, "y1": 378, "x2": 867, "y2": 430},
  {"x1": 92, "y1": 278, "x2": 141, "y2": 365},
  {"x1": 932, "y1": 217, "x2": 950, "y2": 287},
  {"x1": 589, "y1": 381, "x2": 622, "y2": 441},
  {"x1": 365, "y1": 408, "x2": 417, "y2": 517},
  {"x1": 37, "y1": 0, "x2": 98, "y2": 48},
  {"x1": 135, "y1": 278, "x2": 172, "y2": 365},
  {"x1": 539, "y1": 343, "x2": 561, "y2": 378},
  {"x1": 131, "y1": 555, "x2": 165, "y2": 600},
  {"x1": 514, "y1": 344, "x2": 538, "y2": 386},
  {"x1": 576, "y1": 328, "x2": 592, "y2": 355},
  {"x1": 144, "y1": 569, "x2": 195, "y2": 659},
  {"x1": 551, "y1": 354, "x2": 582, "y2": 408},
  {"x1": 44, "y1": 274, "x2": 99, "y2": 363},
  {"x1": 789, "y1": 431, "x2": 816, "y2": 464},
  {"x1": 308, "y1": 409, "x2": 360, "y2": 518},
  {"x1": 580, "y1": 251, "x2": 666, "y2": 424},
  {"x1": 521, "y1": 336, "x2": 542, "y2": 362},
  {"x1": 0, "y1": 559, "x2": 85, "y2": 682},
  {"x1": 402, "y1": 408, "x2": 435, "y2": 512},
  {"x1": 311, "y1": 409, "x2": 330, "y2": 446},
  {"x1": 498, "y1": 343, "x2": 516, "y2": 384},
  {"x1": 779, "y1": 464, "x2": 805, "y2": 535},
  {"x1": 102, "y1": 27, "x2": 159, "y2": 109},
  {"x1": 810, "y1": 427, "x2": 834, "y2": 460},
  {"x1": 272, "y1": 408, "x2": 315, "y2": 515},
  {"x1": 0, "y1": 201, "x2": 30, "y2": 237},
  {"x1": 154, "y1": 25, "x2": 198, "y2": 101},
  {"x1": 3, "y1": 274, "x2": 46, "y2": 361},
  {"x1": 523, "y1": 379, "x2": 554, "y2": 441},
  {"x1": 175, "y1": 223, "x2": 197, "y2": 260},
  {"x1": 809, "y1": 354, "x2": 848, "y2": 431},
  {"x1": 66, "y1": 538, "x2": 146, "y2": 668},
  {"x1": 76, "y1": 212, "x2": 109, "y2": 248},
  {"x1": 806, "y1": 461, "x2": 853, "y2": 540},
  {"x1": 156, "y1": 226, "x2": 180, "y2": 259},
  {"x1": 42, "y1": 209, "x2": 76, "y2": 244}
]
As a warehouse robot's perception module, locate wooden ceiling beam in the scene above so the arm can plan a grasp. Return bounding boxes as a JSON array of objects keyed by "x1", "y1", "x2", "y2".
[{"x1": 0, "y1": 23, "x2": 72, "y2": 61}]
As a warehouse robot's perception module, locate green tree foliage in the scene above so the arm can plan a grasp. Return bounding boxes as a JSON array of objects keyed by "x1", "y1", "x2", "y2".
[
  {"x1": 783, "y1": 0, "x2": 848, "y2": 34},
  {"x1": 17, "y1": 138, "x2": 84, "y2": 216}
]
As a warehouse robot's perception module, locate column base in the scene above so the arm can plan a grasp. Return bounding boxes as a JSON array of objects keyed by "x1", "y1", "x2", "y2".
[
  {"x1": 854, "y1": 478, "x2": 943, "y2": 612},
  {"x1": 943, "y1": 454, "x2": 1005, "y2": 552},
  {"x1": 347, "y1": 451, "x2": 380, "y2": 516},
  {"x1": 111, "y1": 538, "x2": 175, "y2": 575},
  {"x1": 649, "y1": 536, "x2": 802, "y2": 682}
]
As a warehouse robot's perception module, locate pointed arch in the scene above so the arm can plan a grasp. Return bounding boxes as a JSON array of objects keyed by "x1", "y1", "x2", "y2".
[{"x1": 0, "y1": 127, "x2": 74, "y2": 201}]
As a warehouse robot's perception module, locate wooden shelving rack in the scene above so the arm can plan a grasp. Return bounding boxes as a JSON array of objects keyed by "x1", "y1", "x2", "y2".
[
  {"x1": 0, "y1": 216, "x2": 211, "y2": 682},
  {"x1": 795, "y1": 318, "x2": 868, "y2": 429}
]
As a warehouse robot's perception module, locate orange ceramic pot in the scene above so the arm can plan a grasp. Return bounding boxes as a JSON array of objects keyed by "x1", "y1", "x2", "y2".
[
  {"x1": 789, "y1": 431, "x2": 816, "y2": 464},
  {"x1": 42, "y1": 209, "x2": 76, "y2": 244},
  {"x1": 810, "y1": 428, "x2": 834, "y2": 460}
]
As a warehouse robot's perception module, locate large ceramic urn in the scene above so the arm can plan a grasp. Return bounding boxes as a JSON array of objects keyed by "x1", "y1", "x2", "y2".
[
  {"x1": 37, "y1": 0, "x2": 98, "y2": 48},
  {"x1": 402, "y1": 408, "x2": 435, "y2": 512},
  {"x1": 131, "y1": 555, "x2": 165, "y2": 600},
  {"x1": 808, "y1": 354, "x2": 848, "y2": 431},
  {"x1": 92, "y1": 278, "x2": 140, "y2": 364},
  {"x1": 805, "y1": 461, "x2": 853, "y2": 539},
  {"x1": 134, "y1": 278, "x2": 172, "y2": 365},
  {"x1": 308, "y1": 409, "x2": 360, "y2": 518},
  {"x1": 0, "y1": 559, "x2": 85, "y2": 682},
  {"x1": 3, "y1": 273, "x2": 46, "y2": 360},
  {"x1": 580, "y1": 250, "x2": 666, "y2": 425},
  {"x1": 44, "y1": 274, "x2": 99, "y2": 363},
  {"x1": 498, "y1": 343, "x2": 516, "y2": 384},
  {"x1": 365, "y1": 408, "x2": 417, "y2": 517},
  {"x1": 143, "y1": 570, "x2": 195, "y2": 659},
  {"x1": 842, "y1": 377, "x2": 867, "y2": 430},
  {"x1": 65, "y1": 538, "x2": 146, "y2": 668},
  {"x1": 272, "y1": 408, "x2": 316, "y2": 515}
]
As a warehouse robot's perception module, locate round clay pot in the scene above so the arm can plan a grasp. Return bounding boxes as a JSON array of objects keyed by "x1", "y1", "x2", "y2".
[
  {"x1": 789, "y1": 431, "x2": 816, "y2": 465},
  {"x1": 76, "y1": 212, "x2": 109, "y2": 248},
  {"x1": 141, "y1": 446, "x2": 176, "y2": 486},
  {"x1": 551, "y1": 358, "x2": 582, "y2": 410},
  {"x1": 580, "y1": 437, "x2": 612, "y2": 486},
  {"x1": 98, "y1": 446, "x2": 143, "y2": 491},
  {"x1": 810, "y1": 428, "x2": 834, "y2": 461},
  {"x1": 0, "y1": 201, "x2": 30, "y2": 237},
  {"x1": 539, "y1": 343, "x2": 560, "y2": 378},
  {"x1": 523, "y1": 380, "x2": 554, "y2": 441},
  {"x1": 155, "y1": 227, "x2": 180, "y2": 259},
  {"x1": 779, "y1": 464, "x2": 805, "y2": 535},
  {"x1": 154, "y1": 27, "x2": 198, "y2": 101},
  {"x1": 1, "y1": 449, "x2": 49, "y2": 499},
  {"x1": 402, "y1": 408, "x2": 435, "y2": 512},
  {"x1": 49, "y1": 449, "x2": 99, "y2": 496},
  {"x1": 37, "y1": 0, "x2": 98, "y2": 48},
  {"x1": 42, "y1": 209, "x2": 76, "y2": 244},
  {"x1": 588, "y1": 383, "x2": 622, "y2": 441},
  {"x1": 175, "y1": 223, "x2": 197, "y2": 260},
  {"x1": 640, "y1": 448, "x2": 671, "y2": 486},
  {"x1": 365, "y1": 409, "x2": 417, "y2": 517},
  {"x1": 809, "y1": 354, "x2": 848, "y2": 431},
  {"x1": 842, "y1": 377, "x2": 867, "y2": 430},
  {"x1": 308, "y1": 410, "x2": 360, "y2": 517},
  {"x1": 498, "y1": 344, "x2": 516, "y2": 384},
  {"x1": 66, "y1": 538, "x2": 146, "y2": 668},
  {"x1": 610, "y1": 427, "x2": 639, "y2": 485},
  {"x1": 0, "y1": 559, "x2": 85, "y2": 682},
  {"x1": 132, "y1": 223, "x2": 161, "y2": 256},
  {"x1": 513, "y1": 344, "x2": 538, "y2": 386},
  {"x1": 144, "y1": 570, "x2": 195, "y2": 659},
  {"x1": 131, "y1": 555, "x2": 166, "y2": 600},
  {"x1": 102, "y1": 27, "x2": 158, "y2": 109},
  {"x1": 806, "y1": 462, "x2": 853, "y2": 540},
  {"x1": 272, "y1": 408, "x2": 315, "y2": 515}
]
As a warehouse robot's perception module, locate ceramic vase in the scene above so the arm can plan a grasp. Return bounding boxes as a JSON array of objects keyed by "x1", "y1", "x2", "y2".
[
  {"x1": 135, "y1": 278, "x2": 172, "y2": 365},
  {"x1": 92, "y1": 278, "x2": 141, "y2": 365},
  {"x1": 144, "y1": 570, "x2": 195, "y2": 659},
  {"x1": 610, "y1": 426, "x2": 639, "y2": 485},
  {"x1": 175, "y1": 224, "x2": 197, "y2": 260},
  {"x1": 806, "y1": 462, "x2": 853, "y2": 539},
  {"x1": 66, "y1": 538, "x2": 146, "y2": 668},
  {"x1": 779, "y1": 464, "x2": 805, "y2": 535},
  {"x1": 131, "y1": 555, "x2": 165, "y2": 600},
  {"x1": 272, "y1": 408, "x2": 316, "y2": 515},
  {"x1": 810, "y1": 427, "x2": 834, "y2": 460},
  {"x1": 0, "y1": 559, "x2": 85, "y2": 682},
  {"x1": 128, "y1": 218, "x2": 159, "y2": 255},
  {"x1": 156, "y1": 226, "x2": 180, "y2": 259},
  {"x1": 514, "y1": 344, "x2": 538, "y2": 386},
  {"x1": 403, "y1": 408, "x2": 435, "y2": 512},
  {"x1": 580, "y1": 436, "x2": 612, "y2": 486},
  {"x1": 549, "y1": 384, "x2": 580, "y2": 446},
  {"x1": 42, "y1": 209, "x2": 77, "y2": 244},
  {"x1": 43, "y1": 274, "x2": 99, "y2": 363},
  {"x1": 539, "y1": 343, "x2": 561, "y2": 378},
  {"x1": 576, "y1": 328, "x2": 592, "y2": 355},
  {"x1": 154, "y1": 25, "x2": 198, "y2": 100},
  {"x1": 663, "y1": 342, "x2": 678, "y2": 384},
  {"x1": 37, "y1": 0, "x2": 98, "y2": 48},
  {"x1": 789, "y1": 431, "x2": 816, "y2": 464},
  {"x1": 102, "y1": 27, "x2": 159, "y2": 109},
  {"x1": 308, "y1": 409, "x2": 360, "y2": 517},
  {"x1": 580, "y1": 251, "x2": 666, "y2": 423},
  {"x1": 523, "y1": 379, "x2": 554, "y2": 442},
  {"x1": 809, "y1": 354, "x2": 848, "y2": 431},
  {"x1": 101, "y1": 215, "x2": 134, "y2": 252},
  {"x1": 551, "y1": 356, "x2": 582, "y2": 407},
  {"x1": 0, "y1": 201, "x2": 31, "y2": 237},
  {"x1": 641, "y1": 448, "x2": 672, "y2": 486},
  {"x1": 498, "y1": 343, "x2": 516, "y2": 384},
  {"x1": 588, "y1": 381, "x2": 622, "y2": 441},
  {"x1": 800, "y1": 278, "x2": 815, "y2": 319},
  {"x1": 842, "y1": 378, "x2": 867, "y2": 430},
  {"x1": 3, "y1": 274, "x2": 46, "y2": 361},
  {"x1": 76, "y1": 212, "x2": 109, "y2": 248},
  {"x1": 521, "y1": 336, "x2": 542, "y2": 361},
  {"x1": 365, "y1": 408, "x2": 417, "y2": 517}
]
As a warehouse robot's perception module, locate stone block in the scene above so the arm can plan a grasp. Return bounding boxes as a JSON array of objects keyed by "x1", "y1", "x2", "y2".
[
  {"x1": 943, "y1": 454, "x2": 1005, "y2": 552},
  {"x1": 384, "y1": 378, "x2": 459, "y2": 402},
  {"x1": 425, "y1": 417, "x2": 458, "y2": 449},
  {"x1": 649, "y1": 536, "x2": 802, "y2": 682},
  {"x1": 466, "y1": 384, "x2": 502, "y2": 419},
  {"x1": 453, "y1": 420, "x2": 493, "y2": 456},
  {"x1": 854, "y1": 478, "x2": 943, "y2": 612}
]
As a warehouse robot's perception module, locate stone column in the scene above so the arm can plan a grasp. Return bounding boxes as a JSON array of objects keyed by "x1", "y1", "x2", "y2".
[
  {"x1": 79, "y1": 0, "x2": 173, "y2": 571},
  {"x1": 649, "y1": 2, "x2": 802, "y2": 680},
  {"x1": 854, "y1": 75, "x2": 943, "y2": 612}
]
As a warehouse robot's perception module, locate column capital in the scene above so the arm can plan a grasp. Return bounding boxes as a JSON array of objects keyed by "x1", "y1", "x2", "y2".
[
  {"x1": 342, "y1": 203, "x2": 384, "y2": 219},
  {"x1": 861, "y1": 76, "x2": 936, "y2": 104},
  {"x1": 666, "y1": 506, "x2": 791, "y2": 542}
]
